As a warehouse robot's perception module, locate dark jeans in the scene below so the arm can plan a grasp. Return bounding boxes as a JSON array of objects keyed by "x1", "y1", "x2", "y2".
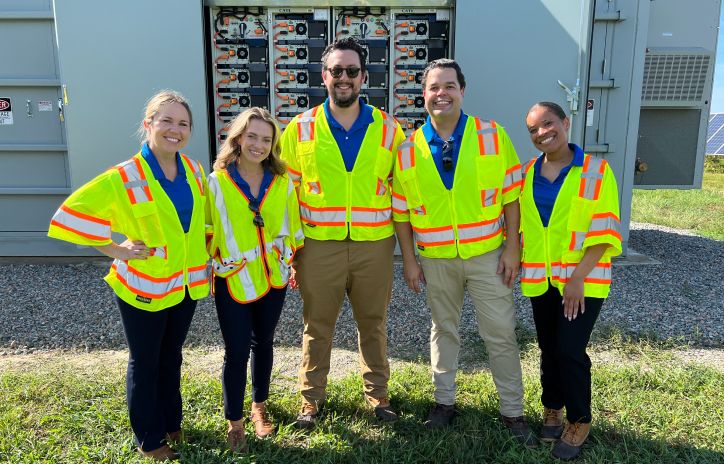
[
  {"x1": 117, "y1": 291, "x2": 196, "y2": 452},
  {"x1": 530, "y1": 284, "x2": 602, "y2": 424},
  {"x1": 214, "y1": 277, "x2": 287, "y2": 421}
]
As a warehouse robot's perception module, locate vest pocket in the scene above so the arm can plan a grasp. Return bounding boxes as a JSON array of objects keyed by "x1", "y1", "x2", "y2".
[
  {"x1": 475, "y1": 155, "x2": 504, "y2": 189},
  {"x1": 567, "y1": 197, "x2": 595, "y2": 233},
  {"x1": 130, "y1": 201, "x2": 166, "y2": 248}
]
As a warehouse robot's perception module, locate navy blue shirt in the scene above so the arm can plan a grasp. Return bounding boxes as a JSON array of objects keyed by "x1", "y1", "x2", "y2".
[
  {"x1": 141, "y1": 143, "x2": 194, "y2": 233},
  {"x1": 227, "y1": 162, "x2": 274, "y2": 208},
  {"x1": 323, "y1": 97, "x2": 375, "y2": 172},
  {"x1": 532, "y1": 143, "x2": 585, "y2": 227},
  {"x1": 421, "y1": 111, "x2": 468, "y2": 190}
]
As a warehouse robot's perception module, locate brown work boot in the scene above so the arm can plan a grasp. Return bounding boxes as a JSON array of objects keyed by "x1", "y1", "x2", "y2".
[
  {"x1": 365, "y1": 395, "x2": 398, "y2": 423},
  {"x1": 541, "y1": 407, "x2": 564, "y2": 442},
  {"x1": 165, "y1": 430, "x2": 184, "y2": 444},
  {"x1": 137, "y1": 444, "x2": 179, "y2": 461},
  {"x1": 552, "y1": 421, "x2": 590, "y2": 460},
  {"x1": 424, "y1": 403, "x2": 456, "y2": 429},
  {"x1": 295, "y1": 398, "x2": 322, "y2": 430},
  {"x1": 250, "y1": 402, "x2": 275, "y2": 438},
  {"x1": 227, "y1": 419, "x2": 247, "y2": 453},
  {"x1": 501, "y1": 415, "x2": 539, "y2": 449}
]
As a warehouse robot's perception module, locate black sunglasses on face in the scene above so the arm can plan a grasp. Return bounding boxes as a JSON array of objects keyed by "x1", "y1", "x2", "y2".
[
  {"x1": 442, "y1": 140, "x2": 454, "y2": 172},
  {"x1": 248, "y1": 203, "x2": 265, "y2": 228},
  {"x1": 325, "y1": 66, "x2": 362, "y2": 78}
]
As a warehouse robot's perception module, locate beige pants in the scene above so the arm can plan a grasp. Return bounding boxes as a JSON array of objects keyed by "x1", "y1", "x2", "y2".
[
  {"x1": 420, "y1": 246, "x2": 524, "y2": 417},
  {"x1": 296, "y1": 236, "x2": 395, "y2": 402}
]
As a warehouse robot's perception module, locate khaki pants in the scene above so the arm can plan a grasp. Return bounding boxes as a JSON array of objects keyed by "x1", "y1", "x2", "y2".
[
  {"x1": 296, "y1": 236, "x2": 395, "y2": 402},
  {"x1": 420, "y1": 246, "x2": 524, "y2": 417}
]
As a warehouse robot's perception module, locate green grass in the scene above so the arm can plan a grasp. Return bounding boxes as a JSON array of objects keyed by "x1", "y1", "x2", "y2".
[
  {"x1": 1, "y1": 344, "x2": 722, "y2": 463},
  {"x1": 631, "y1": 158, "x2": 724, "y2": 240}
]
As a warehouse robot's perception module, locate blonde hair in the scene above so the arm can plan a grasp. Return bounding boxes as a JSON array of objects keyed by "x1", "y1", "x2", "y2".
[
  {"x1": 213, "y1": 107, "x2": 286, "y2": 175},
  {"x1": 137, "y1": 90, "x2": 193, "y2": 142}
]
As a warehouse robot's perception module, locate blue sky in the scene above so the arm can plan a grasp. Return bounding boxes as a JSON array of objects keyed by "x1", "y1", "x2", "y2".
[{"x1": 710, "y1": 4, "x2": 724, "y2": 112}]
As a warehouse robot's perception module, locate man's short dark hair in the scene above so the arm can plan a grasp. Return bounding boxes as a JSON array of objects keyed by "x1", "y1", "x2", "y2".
[
  {"x1": 321, "y1": 37, "x2": 367, "y2": 73},
  {"x1": 421, "y1": 59, "x2": 466, "y2": 90}
]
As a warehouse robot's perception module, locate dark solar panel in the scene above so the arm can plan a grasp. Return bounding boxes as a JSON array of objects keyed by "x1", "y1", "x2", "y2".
[{"x1": 706, "y1": 113, "x2": 724, "y2": 154}]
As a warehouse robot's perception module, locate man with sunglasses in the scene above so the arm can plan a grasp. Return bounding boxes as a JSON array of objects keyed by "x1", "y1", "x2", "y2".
[
  {"x1": 280, "y1": 37, "x2": 405, "y2": 429},
  {"x1": 392, "y1": 59, "x2": 536, "y2": 448}
]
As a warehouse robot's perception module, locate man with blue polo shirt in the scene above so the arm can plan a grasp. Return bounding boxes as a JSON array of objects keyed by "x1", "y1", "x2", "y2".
[
  {"x1": 392, "y1": 58, "x2": 537, "y2": 447},
  {"x1": 280, "y1": 37, "x2": 405, "y2": 428}
]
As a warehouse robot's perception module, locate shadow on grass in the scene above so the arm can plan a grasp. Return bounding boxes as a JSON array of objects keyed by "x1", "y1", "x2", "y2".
[{"x1": 173, "y1": 380, "x2": 724, "y2": 464}]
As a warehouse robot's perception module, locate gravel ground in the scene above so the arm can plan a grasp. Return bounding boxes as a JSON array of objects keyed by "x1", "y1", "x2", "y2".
[{"x1": 1, "y1": 223, "x2": 722, "y2": 358}]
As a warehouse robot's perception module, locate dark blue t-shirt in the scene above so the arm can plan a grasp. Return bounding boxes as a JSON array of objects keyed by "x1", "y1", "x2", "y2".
[
  {"x1": 141, "y1": 143, "x2": 194, "y2": 233},
  {"x1": 323, "y1": 97, "x2": 374, "y2": 172},
  {"x1": 227, "y1": 162, "x2": 274, "y2": 208},
  {"x1": 421, "y1": 111, "x2": 468, "y2": 190},
  {"x1": 532, "y1": 143, "x2": 585, "y2": 227}
]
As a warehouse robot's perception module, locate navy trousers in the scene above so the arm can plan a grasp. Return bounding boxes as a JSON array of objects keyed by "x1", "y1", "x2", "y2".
[
  {"x1": 117, "y1": 291, "x2": 196, "y2": 452},
  {"x1": 214, "y1": 277, "x2": 286, "y2": 421},
  {"x1": 530, "y1": 284, "x2": 602, "y2": 424}
]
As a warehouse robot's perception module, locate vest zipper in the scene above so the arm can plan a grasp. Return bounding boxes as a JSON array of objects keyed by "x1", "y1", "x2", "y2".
[{"x1": 346, "y1": 172, "x2": 352, "y2": 237}]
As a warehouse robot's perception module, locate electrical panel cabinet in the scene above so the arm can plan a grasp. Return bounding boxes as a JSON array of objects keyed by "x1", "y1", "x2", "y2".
[{"x1": 206, "y1": 4, "x2": 452, "y2": 153}]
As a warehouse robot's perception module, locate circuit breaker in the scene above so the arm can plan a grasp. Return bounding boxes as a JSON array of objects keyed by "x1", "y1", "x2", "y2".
[
  {"x1": 391, "y1": 9, "x2": 451, "y2": 133},
  {"x1": 269, "y1": 8, "x2": 329, "y2": 129},
  {"x1": 207, "y1": 4, "x2": 451, "y2": 152},
  {"x1": 210, "y1": 7, "x2": 270, "y2": 144}
]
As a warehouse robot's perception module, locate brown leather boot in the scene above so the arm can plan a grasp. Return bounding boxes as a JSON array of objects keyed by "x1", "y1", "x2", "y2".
[
  {"x1": 250, "y1": 402, "x2": 275, "y2": 438},
  {"x1": 552, "y1": 421, "x2": 591, "y2": 460},
  {"x1": 166, "y1": 430, "x2": 184, "y2": 444},
  {"x1": 227, "y1": 420, "x2": 248, "y2": 453},
  {"x1": 540, "y1": 407, "x2": 564, "y2": 442},
  {"x1": 137, "y1": 444, "x2": 179, "y2": 461}
]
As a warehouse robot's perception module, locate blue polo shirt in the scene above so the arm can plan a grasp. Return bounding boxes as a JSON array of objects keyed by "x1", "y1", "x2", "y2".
[
  {"x1": 421, "y1": 111, "x2": 468, "y2": 190},
  {"x1": 533, "y1": 143, "x2": 585, "y2": 227},
  {"x1": 227, "y1": 162, "x2": 274, "y2": 208},
  {"x1": 141, "y1": 143, "x2": 193, "y2": 232},
  {"x1": 323, "y1": 97, "x2": 374, "y2": 172}
]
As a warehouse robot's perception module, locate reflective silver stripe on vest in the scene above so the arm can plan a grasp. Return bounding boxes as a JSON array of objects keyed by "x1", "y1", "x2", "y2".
[
  {"x1": 482, "y1": 188, "x2": 498, "y2": 207},
  {"x1": 521, "y1": 263, "x2": 547, "y2": 283},
  {"x1": 569, "y1": 231, "x2": 586, "y2": 251},
  {"x1": 561, "y1": 263, "x2": 611, "y2": 283},
  {"x1": 182, "y1": 155, "x2": 205, "y2": 196},
  {"x1": 392, "y1": 193, "x2": 407, "y2": 212},
  {"x1": 208, "y1": 174, "x2": 244, "y2": 265},
  {"x1": 398, "y1": 141, "x2": 415, "y2": 170},
  {"x1": 380, "y1": 111, "x2": 397, "y2": 151},
  {"x1": 212, "y1": 245, "x2": 262, "y2": 275},
  {"x1": 187, "y1": 265, "x2": 208, "y2": 287},
  {"x1": 231, "y1": 264, "x2": 259, "y2": 301},
  {"x1": 457, "y1": 216, "x2": 503, "y2": 243},
  {"x1": 551, "y1": 263, "x2": 563, "y2": 282},
  {"x1": 351, "y1": 208, "x2": 391, "y2": 225},
  {"x1": 521, "y1": 159, "x2": 536, "y2": 180},
  {"x1": 413, "y1": 226, "x2": 455, "y2": 246},
  {"x1": 376, "y1": 178, "x2": 387, "y2": 196},
  {"x1": 113, "y1": 259, "x2": 185, "y2": 297},
  {"x1": 50, "y1": 205, "x2": 111, "y2": 241},
  {"x1": 503, "y1": 164, "x2": 523, "y2": 192},
  {"x1": 589, "y1": 213, "x2": 621, "y2": 237},
  {"x1": 308, "y1": 181, "x2": 321, "y2": 195},
  {"x1": 299, "y1": 203, "x2": 346, "y2": 225},
  {"x1": 288, "y1": 167, "x2": 302, "y2": 183},
  {"x1": 580, "y1": 156, "x2": 605, "y2": 200},
  {"x1": 297, "y1": 108, "x2": 317, "y2": 142},
  {"x1": 477, "y1": 119, "x2": 498, "y2": 155},
  {"x1": 117, "y1": 158, "x2": 152, "y2": 204}
]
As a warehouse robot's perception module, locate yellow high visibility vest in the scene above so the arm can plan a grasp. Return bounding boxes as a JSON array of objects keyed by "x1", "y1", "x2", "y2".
[
  {"x1": 48, "y1": 152, "x2": 210, "y2": 311},
  {"x1": 207, "y1": 170, "x2": 304, "y2": 303},
  {"x1": 280, "y1": 104, "x2": 405, "y2": 241},
  {"x1": 519, "y1": 153, "x2": 623, "y2": 298},
  {"x1": 392, "y1": 117, "x2": 523, "y2": 259}
]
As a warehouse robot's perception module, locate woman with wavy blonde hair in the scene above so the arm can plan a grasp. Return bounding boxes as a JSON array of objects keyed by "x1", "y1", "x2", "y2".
[{"x1": 207, "y1": 107, "x2": 304, "y2": 453}]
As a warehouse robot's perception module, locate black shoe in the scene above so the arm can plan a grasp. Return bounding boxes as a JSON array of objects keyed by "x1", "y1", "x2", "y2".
[
  {"x1": 424, "y1": 403, "x2": 456, "y2": 429},
  {"x1": 295, "y1": 399, "x2": 322, "y2": 430},
  {"x1": 367, "y1": 396, "x2": 399, "y2": 423},
  {"x1": 501, "y1": 415, "x2": 539, "y2": 449}
]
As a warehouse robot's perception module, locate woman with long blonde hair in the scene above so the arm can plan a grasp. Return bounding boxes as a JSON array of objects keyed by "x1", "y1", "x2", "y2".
[{"x1": 207, "y1": 107, "x2": 304, "y2": 453}]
